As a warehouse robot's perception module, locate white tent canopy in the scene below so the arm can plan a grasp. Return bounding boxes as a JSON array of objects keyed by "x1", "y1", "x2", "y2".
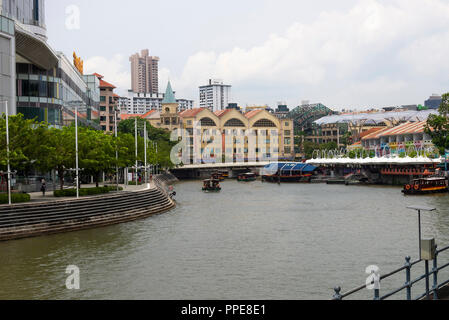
[{"x1": 314, "y1": 110, "x2": 438, "y2": 126}]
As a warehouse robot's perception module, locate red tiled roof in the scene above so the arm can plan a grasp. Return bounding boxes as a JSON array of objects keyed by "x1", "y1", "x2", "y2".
[
  {"x1": 379, "y1": 121, "x2": 428, "y2": 137},
  {"x1": 113, "y1": 93, "x2": 120, "y2": 98},
  {"x1": 244, "y1": 109, "x2": 263, "y2": 119},
  {"x1": 141, "y1": 110, "x2": 158, "y2": 118},
  {"x1": 119, "y1": 114, "x2": 142, "y2": 120},
  {"x1": 359, "y1": 127, "x2": 383, "y2": 139},
  {"x1": 362, "y1": 121, "x2": 429, "y2": 140},
  {"x1": 99, "y1": 79, "x2": 116, "y2": 89},
  {"x1": 179, "y1": 108, "x2": 206, "y2": 118},
  {"x1": 93, "y1": 73, "x2": 104, "y2": 79},
  {"x1": 214, "y1": 110, "x2": 230, "y2": 117},
  {"x1": 361, "y1": 127, "x2": 392, "y2": 140}
]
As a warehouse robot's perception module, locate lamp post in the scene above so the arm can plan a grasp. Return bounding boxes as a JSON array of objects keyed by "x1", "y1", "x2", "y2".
[
  {"x1": 135, "y1": 117, "x2": 138, "y2": 185},
  {"x1": 407, "y1": 205, "x2": 436, "y2": 260},
  {"x1": 114, "y1": 109, "x2": 119, "y2": 192},
  {"x1": 144, "y1": 120, "x2": 147, "y2": 185},
  {"x1": 75, "y1": 105, "x2": 79, "y2": 199},
  {"x1": 1, "y1": 100, "x2": 11, "y2": 205}
]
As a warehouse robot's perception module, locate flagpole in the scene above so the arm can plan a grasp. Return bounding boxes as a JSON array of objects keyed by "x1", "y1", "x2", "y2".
[
  {"x1": 5, "y1": 101, "x2": 11, "y2": 205},
  {"x1": 135, "y1": 117, "x2": 138, "y2": 185},
  {"x1": 75, "y1": 105, "x2": 79, "y2": 199},
  {"x1": 144, "y1": 120, "x2": 147, "y2": 185}
]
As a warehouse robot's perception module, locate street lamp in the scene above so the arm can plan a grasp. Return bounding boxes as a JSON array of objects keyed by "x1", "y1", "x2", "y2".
[
  {"x1": 407, "y1": 205, "x2": 436, "y2": 260},
  {"x1": 75, "y1": 105, "x2": 79, "y2": 199},
  {"x1": 1, "y1": 100, "x2": 11, "y2": 205}
]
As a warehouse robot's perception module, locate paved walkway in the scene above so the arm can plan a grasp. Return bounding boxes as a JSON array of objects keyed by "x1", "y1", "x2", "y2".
[{"x1": 29, "y1": 183, "x2": 155, "y2": 203}]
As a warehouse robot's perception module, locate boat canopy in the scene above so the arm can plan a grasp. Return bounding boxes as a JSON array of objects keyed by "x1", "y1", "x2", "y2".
[{"x1": 262, "y1": 162, "x2": 317, "y2": 175}]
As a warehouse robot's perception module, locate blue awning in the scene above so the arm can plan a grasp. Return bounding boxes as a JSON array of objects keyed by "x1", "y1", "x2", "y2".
[{"x1": 263, "y1": 162, "x2": 317, "y2": 175}]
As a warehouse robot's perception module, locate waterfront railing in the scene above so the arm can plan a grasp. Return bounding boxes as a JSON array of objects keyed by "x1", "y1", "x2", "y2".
[{"x1": 333, "y1": 243, "x2": 449, "y2": 300}]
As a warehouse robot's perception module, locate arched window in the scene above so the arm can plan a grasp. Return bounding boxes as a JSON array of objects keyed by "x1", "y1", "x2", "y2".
[
  {"x1": 253, "y1": 119, "x2": 276, "y2": 128},
  {"x1": 224, "y1": 118, "x2": 245, "y2": 127},
  {"x1": 200, "y1": 117, "x2": 216, "y2": 126}
]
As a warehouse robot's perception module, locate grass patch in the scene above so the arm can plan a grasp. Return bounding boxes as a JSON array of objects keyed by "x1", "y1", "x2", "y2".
[
  {"x1": 0, "y1": 193, "x2": 31, "y2": 204},
  {"x1": 54, "y1": 186, "x2": 123, "y2": 197}
]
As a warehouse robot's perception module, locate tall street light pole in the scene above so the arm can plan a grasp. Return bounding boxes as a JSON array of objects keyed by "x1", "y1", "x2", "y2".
[
  {"x1": 75, "y1": 105, "x2": 79, "y2": 199},
  {"x1": 144, "y1": 120, "x2": 147, "y2": 185},
  {"x1": 135, "y1": 117, "x2": 138, "y2": 185},
  {"x1": 115, "y1": 109, "x2": 119, "y2": 192},
  {"x1": 3, "y1": 101, "x2": 12, "y2": 205}
]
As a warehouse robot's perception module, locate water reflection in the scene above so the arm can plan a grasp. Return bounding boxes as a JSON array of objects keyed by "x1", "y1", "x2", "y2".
[{"x1": 1, "y1": 180, "x2": 449, "y2": 300}]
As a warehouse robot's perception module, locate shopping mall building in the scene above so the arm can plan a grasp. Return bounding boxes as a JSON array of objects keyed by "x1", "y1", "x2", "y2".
[{"x1": 0, "y1": 0, "x2": 100, "y2": 128}]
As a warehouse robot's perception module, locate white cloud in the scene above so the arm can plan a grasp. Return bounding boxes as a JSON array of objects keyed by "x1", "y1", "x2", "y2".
[
  {"x1": 85, "y1": 0, "x2": 449, "y2": 109},
  {"x1": 84, "y1": 54, "x2": 130, "y2": 95}
]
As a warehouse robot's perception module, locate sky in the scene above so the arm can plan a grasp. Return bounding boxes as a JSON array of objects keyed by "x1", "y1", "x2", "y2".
[{"x1": 46, "y1": 0, "x2": 449, "y2": 111}]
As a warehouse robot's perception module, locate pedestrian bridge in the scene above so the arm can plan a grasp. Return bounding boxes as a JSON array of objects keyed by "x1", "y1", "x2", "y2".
[{"x1": 173, "y1": 161, "x2": 271, "y2": 170}]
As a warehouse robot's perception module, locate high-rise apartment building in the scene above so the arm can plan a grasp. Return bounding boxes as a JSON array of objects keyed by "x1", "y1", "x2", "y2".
[
  {"x1": 199, "y1": 79, "x2": 231, "y2": 112},
  {"x1": 129, "y1": 49, "x2": 159, "y2": 94}
]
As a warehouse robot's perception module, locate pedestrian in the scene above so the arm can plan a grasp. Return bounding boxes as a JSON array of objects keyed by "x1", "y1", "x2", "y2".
[{"x1": 41, "y1": 179, "x2": 47, "y2": 197}]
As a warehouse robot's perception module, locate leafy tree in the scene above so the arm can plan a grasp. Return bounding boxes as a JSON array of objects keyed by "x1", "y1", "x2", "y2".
[
  {"x1": 426, "y1": 93, "x2": 449, "y2": 155},
  {"x1": 37, "y1": 126, "x2": 76, "y2": 190}
]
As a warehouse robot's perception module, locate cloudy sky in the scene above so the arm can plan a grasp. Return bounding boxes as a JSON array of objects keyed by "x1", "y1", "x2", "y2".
[{"x1": 46, "y1": 0, "x2": 449, "y2": 110}]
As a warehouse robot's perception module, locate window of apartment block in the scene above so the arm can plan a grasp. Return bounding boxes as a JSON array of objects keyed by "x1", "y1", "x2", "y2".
[
  {"x1": 284, "y1": 138, "x2": 291, "y2": 145},
  {"x1": 285, "y1": 130, "x2": 291, "y2": 136},
  {"x1": 100, "y1": 96, "x2": 106, "y2": 102},
  {"x1": 284, "y1": 147, "x2": 291, "y2": 154}
]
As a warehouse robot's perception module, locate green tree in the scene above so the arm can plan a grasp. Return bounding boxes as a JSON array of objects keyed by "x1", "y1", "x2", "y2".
[
  {"x1": 0, "y1": 114, "x2": 48, "y2": 174},
  {"x1": 426, "y1": 93, "x2": 449, "y2": 155},
  {"x1": 37, "y1": 126, "x2": 76, "y2": 190}
]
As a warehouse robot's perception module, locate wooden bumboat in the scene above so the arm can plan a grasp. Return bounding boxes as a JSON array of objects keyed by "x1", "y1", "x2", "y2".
[
  {"x1": 402, "y1": 177, "x2": 448, "y2": 195},
  {"x1": 202, "y1": 179, "x2": 222, "y2": 192},
  {"x1": 211, "y1": 172, "x2": 225, "y2": 181},
  {"x1": 237, "y1": 173, "x2": 257, "y2": 182}
]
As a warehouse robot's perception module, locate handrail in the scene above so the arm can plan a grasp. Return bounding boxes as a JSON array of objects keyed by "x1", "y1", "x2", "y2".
[{"x1": 333, "y1": 243, "x2": 449, "y2": 300}]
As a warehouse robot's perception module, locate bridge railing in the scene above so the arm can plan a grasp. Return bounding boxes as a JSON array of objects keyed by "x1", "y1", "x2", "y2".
[{"x1": 333, "y1": 243, "x2": 449, "y2": 300}]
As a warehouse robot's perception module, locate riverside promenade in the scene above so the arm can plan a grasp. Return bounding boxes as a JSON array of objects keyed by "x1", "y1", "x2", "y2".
[{"x1": 0, "y1": 173, "x2": 177, "y2": 242}]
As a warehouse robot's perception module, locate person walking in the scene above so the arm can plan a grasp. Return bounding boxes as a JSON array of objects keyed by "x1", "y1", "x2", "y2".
[{"x1": 41, "y1": 178, "x2": 47, "y2": 197}]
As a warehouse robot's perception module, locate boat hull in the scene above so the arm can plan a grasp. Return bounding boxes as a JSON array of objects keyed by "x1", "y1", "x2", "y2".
[
  {"x1": 262, "y1": 175, "x2": 312, "y2": 183},
  {"x1": 402, "y1": 187, "x2": 449, "y2": 195}
]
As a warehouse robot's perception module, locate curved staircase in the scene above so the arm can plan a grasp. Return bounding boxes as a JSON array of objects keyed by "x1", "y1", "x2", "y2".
[{"x1": 0, "y1": 187, "x2": 175, "y2": 241}]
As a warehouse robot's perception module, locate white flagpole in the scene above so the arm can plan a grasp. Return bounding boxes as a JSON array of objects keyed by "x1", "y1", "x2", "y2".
[
  {"x1": 144, "y1": 120, "x2": 147, "y2": 185},
  {"x1": 135, "y1": 117, "x2": 138, "y2": 185},
  {"x1": 5, "y1": 101, "x2": 11, "y2": 205},
  {"x1": 75, "y1": 106, "x2": 79, "y2": 199}
]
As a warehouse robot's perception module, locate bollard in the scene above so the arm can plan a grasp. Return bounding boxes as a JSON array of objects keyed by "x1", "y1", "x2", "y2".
[
  {"x1": 433, "y1": 246, "x2": 439, "y2": 300},
  {"x1": 333, "y1": 287, "x2": 342, "y2": 300},
  {"x1": 405, "y1": 256, "x2": 412, "y2": 300}
]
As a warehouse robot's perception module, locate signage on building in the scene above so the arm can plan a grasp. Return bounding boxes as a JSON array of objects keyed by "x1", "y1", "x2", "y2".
[{"x1": 73, "y1": 52, "x2": 84, "y2": 75}]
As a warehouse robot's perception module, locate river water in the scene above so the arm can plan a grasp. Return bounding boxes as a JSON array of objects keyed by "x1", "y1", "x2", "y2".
[{"x1": 1, "y1": 180, "x2": 449, "y2": 300}]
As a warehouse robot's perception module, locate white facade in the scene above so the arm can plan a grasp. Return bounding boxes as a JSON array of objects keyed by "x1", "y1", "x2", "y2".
[
  {"x1": 119, "y1": 91, "x2": 194, "y2": 114},
  {"x1": 199, "y1": 79, "x2": 231, "y2": 112}
]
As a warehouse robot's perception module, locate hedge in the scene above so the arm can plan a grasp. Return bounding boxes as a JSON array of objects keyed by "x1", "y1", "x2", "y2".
[
  {"x1": 0, "y1": 193, "x2": 31, "y2": 204},
  {"x1": 54, "y1": 186, "x2": 123, "y2": 197}
]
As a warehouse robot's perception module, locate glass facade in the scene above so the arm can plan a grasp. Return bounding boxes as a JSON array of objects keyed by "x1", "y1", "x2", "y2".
[
  {"x1": 1, "y1": 0, "x2": 45, "y2": 28},
  {"x1": 16, "y1": 57, "x2": 100, "y2": 127},
  {"x1": 0, "y1": 15, "x2": 15, "y2": 115}
]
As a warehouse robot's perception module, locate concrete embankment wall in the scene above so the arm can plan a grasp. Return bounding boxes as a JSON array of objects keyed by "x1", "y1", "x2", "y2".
[{"x1": 0, "y1": 176, "x2": 177, "y2": 242}]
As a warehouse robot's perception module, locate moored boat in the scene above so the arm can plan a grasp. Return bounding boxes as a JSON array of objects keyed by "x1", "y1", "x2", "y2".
[
  {"x1": 211, "y1": 172, "x2": 225, "y2": 181},
  {"x1": 237, "y1": 173, "x2": 257, "y2": 182},
  {"x1": 402, "y1": 177, "x2": 448, "y2": 195},
  {"x1": 202, "y1": 179, "x2": 222, "y2": 192},
  {"x1": 261, "y1": 162, "x2": 317, "y2": 183}
]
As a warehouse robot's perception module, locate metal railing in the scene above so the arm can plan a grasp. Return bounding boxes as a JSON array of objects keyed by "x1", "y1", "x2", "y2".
[{"x1": 333, "y1": 243, "x2": 449, "y2": 300}]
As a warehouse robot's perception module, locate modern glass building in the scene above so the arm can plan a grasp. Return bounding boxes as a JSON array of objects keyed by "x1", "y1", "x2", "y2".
[
  {"x1": 1, "y1": 0, "x2": 100, "y2": 128},
  {"x1": 0, "y1": 14, "x2": 15, "y2": 115}
]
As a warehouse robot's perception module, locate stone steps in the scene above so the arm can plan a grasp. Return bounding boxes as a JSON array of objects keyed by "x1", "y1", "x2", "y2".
[{"x1": 0, "y1": 187, "x2": 175, "y2": 241}]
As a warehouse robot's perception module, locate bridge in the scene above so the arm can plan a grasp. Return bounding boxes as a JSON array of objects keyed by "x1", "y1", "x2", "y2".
[{"x1": 171, "y1": 162, "x2": 271, "y2": 179}]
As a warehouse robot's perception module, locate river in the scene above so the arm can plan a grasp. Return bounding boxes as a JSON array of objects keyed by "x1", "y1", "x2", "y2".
[{"x1": 1, "y1": 180, "x2": 449, "y2": 300}]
